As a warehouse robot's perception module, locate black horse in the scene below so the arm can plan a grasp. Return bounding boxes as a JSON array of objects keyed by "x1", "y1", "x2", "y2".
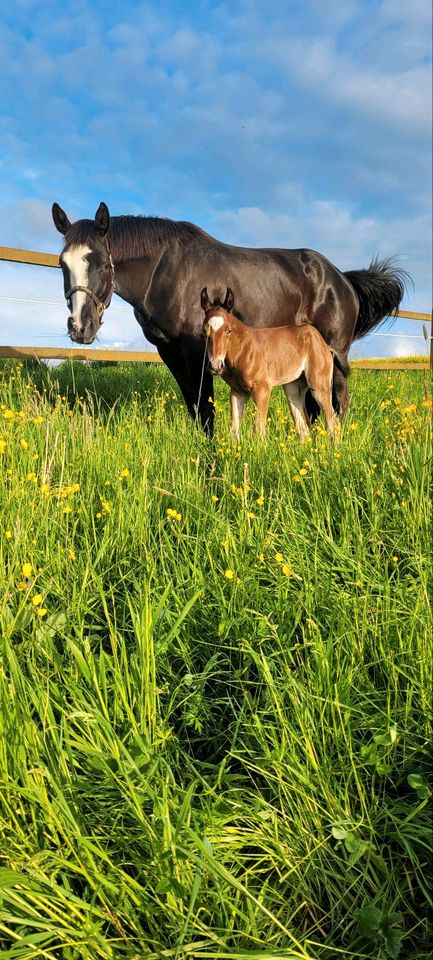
[{"x1": 52, "y1": 201, "x2": 408, "y2": 434}]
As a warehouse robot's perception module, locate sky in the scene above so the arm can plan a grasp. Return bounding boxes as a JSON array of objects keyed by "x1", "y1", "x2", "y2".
[{"x1": 0, "y1": 0, "x2": 431, "y2": 359}]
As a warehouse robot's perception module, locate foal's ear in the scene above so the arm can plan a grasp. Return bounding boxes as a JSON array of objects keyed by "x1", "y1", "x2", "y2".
[
  {"x1": 200, "y1": 287, "x2": 212, "y2": 312},
  {"x1": 52, "y1": 203, "x2": 71, "y2": 236},
  {"x1": 223, "y1": 287, "x2": 235, "y2": 313},
  {"x1": 95, "y1": 202, "x2": 110, "y2": 237}
]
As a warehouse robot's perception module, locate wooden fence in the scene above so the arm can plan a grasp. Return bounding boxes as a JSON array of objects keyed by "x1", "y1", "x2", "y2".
[{"x1": 1, "y1": 244, "x2": 432, "y2": 371}]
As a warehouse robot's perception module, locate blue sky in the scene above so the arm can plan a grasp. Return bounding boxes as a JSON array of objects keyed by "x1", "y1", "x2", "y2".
[{"x1": 0, "y1": 0, "x2": 431, "y2": 357}]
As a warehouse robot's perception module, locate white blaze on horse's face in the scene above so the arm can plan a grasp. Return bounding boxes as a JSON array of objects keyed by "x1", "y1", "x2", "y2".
[
  {"x1": 208, "y1": 315, "x2": 224, "y2": 332},
  {"x1": 205, "y1": 314, "x2": 230, "y2": 374},
  {"x1": 62, "y1": 245, "x2": 92, "y2": 330}
]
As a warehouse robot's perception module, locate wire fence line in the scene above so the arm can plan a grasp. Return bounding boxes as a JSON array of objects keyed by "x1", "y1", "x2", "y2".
[
  {"x1": 0, "y1": 294, "x2": 429, "y2": 340},
  {"x1": 0, "y1": 243, "x2": 432, "y2": 370}
]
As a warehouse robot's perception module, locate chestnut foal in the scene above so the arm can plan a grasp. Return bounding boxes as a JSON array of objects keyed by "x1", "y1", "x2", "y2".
[{"x1": 201, "y1": 287, "x2": 338, "y2": 442}]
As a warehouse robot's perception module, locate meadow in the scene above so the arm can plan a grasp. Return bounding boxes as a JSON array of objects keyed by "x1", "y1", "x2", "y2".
[{"x1": 0, "y1": 358, "x2": 431, "y2": 960}]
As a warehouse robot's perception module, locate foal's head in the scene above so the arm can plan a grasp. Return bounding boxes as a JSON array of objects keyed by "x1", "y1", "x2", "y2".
[
  {"x1": 201, "y1": 287, "x2": 235, "y2": 375},
  {"x1": 52, "y1": 201, "x2": 115, "y2": 344}
]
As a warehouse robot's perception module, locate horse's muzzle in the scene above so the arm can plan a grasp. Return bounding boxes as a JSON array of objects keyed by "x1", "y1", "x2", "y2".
[
  {"x1": 209, "y1": 359, "x2": 225, "y2": 375},
  {"x1": 68, "y1": 316, "x2": 97, "y2": 345}
]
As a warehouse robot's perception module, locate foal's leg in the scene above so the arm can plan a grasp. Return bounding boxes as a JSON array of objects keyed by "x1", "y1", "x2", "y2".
[
  {"x1": 283, "y1": 381, "x2": 310, "y2": 440},
  {"x1": 310, "y1": 385, "x2": 338, "y2": 442},
  {"x1": 307, "y1": 359, "x2": 339, "y2": 443},
  {"x1": 230, "y1": 391, "x2": 248, "y2": 441},
  {"x1": 252, "y1": 385, "x2": 271, "y2": 438}
]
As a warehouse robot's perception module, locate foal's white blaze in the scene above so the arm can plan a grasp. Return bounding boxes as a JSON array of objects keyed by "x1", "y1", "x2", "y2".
[
  {"x1": 63, "y1": 245, "x2": 92, "y2": 325},
  {"x1": 208, "y1": 315, "x2": 224, "y2": 331}
]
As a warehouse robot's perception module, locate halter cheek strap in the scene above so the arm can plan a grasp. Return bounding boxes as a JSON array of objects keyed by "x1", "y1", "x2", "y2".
[{"x1": 65, "y1": 251, "x2": 116, "y2": 323}]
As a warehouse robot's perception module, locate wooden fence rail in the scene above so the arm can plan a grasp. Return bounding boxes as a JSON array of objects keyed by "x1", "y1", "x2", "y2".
[{"x1": 1, "y1": 244, "x2": 432, "y2": 371}]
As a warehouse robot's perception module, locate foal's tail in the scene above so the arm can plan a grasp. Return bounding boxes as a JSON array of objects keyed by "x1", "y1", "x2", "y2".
[{"x1": 344, "y1": 257, "x2": 411, "y2": 340}]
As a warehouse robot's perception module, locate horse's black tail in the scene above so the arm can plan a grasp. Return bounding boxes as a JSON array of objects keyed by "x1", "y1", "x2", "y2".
[{"x1": 344, "y1": 257, "x2": 411, "y2": 340}]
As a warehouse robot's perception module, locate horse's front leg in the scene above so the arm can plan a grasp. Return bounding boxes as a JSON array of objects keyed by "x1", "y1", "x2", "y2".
[
  {"x1": 252, "y1": 385, "x2": 271, "y2": 438},
  {"x1": 230, "y1": 391, "x2": 248, "y2": 441}
]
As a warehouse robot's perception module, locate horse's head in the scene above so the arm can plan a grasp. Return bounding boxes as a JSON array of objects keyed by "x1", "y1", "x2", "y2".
[
  {"x1": 52, "y1": 202, "x2": 115, "y2": 344},
  {"x1": 201, "y1": 287, "x2": 235, "y2": 375}
]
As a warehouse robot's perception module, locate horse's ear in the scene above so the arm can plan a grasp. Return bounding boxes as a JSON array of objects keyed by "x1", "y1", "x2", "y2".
[
  {"x1": 95, "y1": 202, "x2": 110, "y2": 237},
  {"x1": 52, "y1": 203, "x2": 71, "y2": 236},
  {"x1": 200, "y1": 287, "x2": 212, "y2": 312},
  {"x1": 224, "y1": 287, "x2": 234, "y2": 313}
]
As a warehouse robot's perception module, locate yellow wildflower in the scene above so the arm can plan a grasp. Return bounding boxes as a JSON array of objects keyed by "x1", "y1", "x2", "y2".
[
  {"x1": 17, "y1": 581, "x2": 27, "y2": 592},
  {"x1": 350, "y1": 423, "x2": 359, "y2": 431},
  {"x1": 224, "y1": 569, "x2": 234, "y2": 580},
  {"x1": 0, "y1": 439, "x2": 6, "y2": 454},
  {"x1": 5, "y1": 530, "x2": 12, "y2": 539},
  {"x1": 32, "y1": 594, "x2": 43, "y2": 606},
  {"x1": 299, "y1": 467, "x2": 308, "y2": 476},
  {"x1": 247, "y1": 511, "x2": 255, "y2": 519},
  {"x1": 20, "y1": 438, "x2": 29, "y2": 450},
  {"x1": 63, "y1": 506, "x2": 72, "y2": 515},
  {"x1": 22, "y1": 562, "x2": 32, "y2": 578},
  {"x1": 293, "y1": 475, "x2": 302, "y2": 482},
  {"x1": 68, "y1": 548, "x2": 76, "y2": 561},
  {"x1": 259, "y1": 552, "x2": 265, "y2": 562},
  {"x1": 256, "y1": 495, "x2": 264, "y2": 506},
  {"x1": 40, "y1": 483, "x2": 50, "y2": 496},
  {"x1": 211, "y1": 494, "x2": 219, "y2": 503},
  {"x1": 275, "y1": 553, "x2": 284, "y2": 564},
  {"x1": 282, "y1": 563, "x2": 292, "y2": 576},
  {"x1": 119, "y1": 468, "x2": 129, "y2": 478},
  {"x1": 96, "y1": 512, "x2": 102, "y2": 519},
  {"x1": 36, "y1": 607, "x2": 47, "y2": 617}
]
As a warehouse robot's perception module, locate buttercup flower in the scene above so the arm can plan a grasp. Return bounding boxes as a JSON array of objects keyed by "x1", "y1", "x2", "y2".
[
  {"x1": 32, "y1": 594, "x2": 43, "y2": 606},
  {"x1": 22, "y1": 562, "x2": 32, "y2": 578},
  {"x1": 224, "y1": 569, "x2": 235, "y2": 580}
]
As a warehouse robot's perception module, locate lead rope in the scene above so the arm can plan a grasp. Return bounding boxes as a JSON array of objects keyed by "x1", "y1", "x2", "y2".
[{"x1": 195, "y1": 337, "x2": 209, "y2": 427}]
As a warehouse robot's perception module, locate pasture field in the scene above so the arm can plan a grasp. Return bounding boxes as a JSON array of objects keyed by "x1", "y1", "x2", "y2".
[{"x1": 0, "y1": 359, "x2": 431, "y2": 960}]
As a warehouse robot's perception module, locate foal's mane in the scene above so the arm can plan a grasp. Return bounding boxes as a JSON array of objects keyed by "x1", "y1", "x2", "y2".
[{"x1": 65, "y1": 215, "x2": 205, "y2": 262}]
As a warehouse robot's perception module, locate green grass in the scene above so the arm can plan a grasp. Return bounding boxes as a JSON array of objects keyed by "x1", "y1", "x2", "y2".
[{"x1": 0, "y1": 360, "x2": 431, "y2": 959}]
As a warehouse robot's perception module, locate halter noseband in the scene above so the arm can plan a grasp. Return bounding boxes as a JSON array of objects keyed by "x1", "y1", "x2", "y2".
[{"x1": 65, "y1": 248, "x2": 116, "y2": 323}]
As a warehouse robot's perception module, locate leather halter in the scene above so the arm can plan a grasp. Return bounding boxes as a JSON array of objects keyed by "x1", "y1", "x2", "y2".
[{"x1": 65, "y1": 248, "x2": 116, "y2": 323}]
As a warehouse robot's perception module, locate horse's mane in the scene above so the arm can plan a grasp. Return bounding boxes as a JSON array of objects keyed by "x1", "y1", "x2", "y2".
[{"x1": 65, "y1": 215, "x2": 206, "y2": 262}]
